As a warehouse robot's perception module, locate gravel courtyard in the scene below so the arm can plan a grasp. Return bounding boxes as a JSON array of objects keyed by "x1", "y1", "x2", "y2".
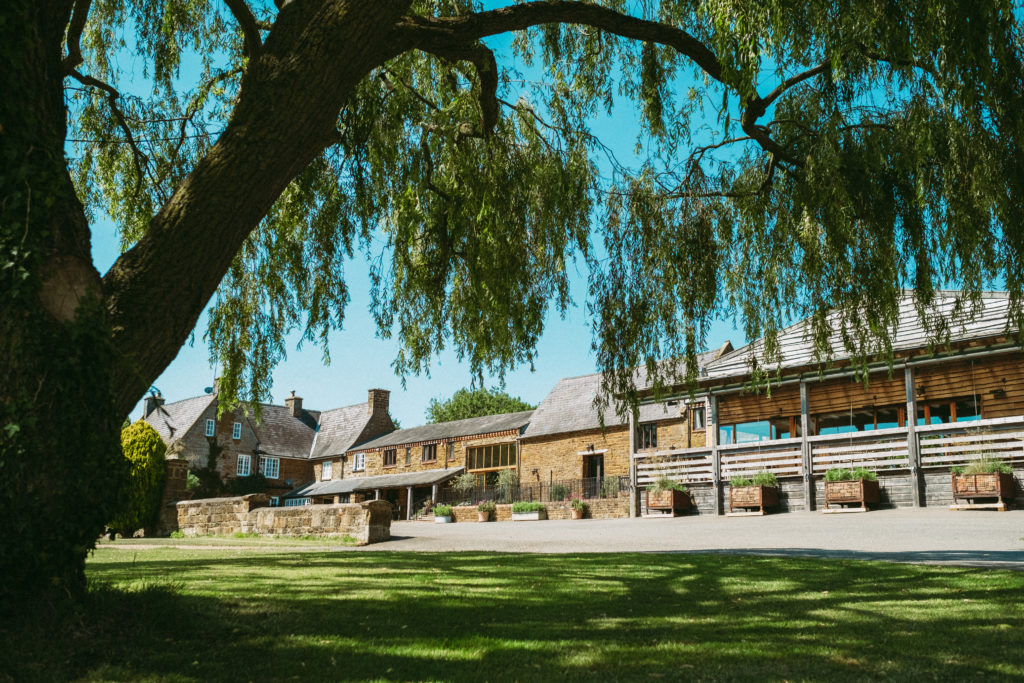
[{"x1": 376, "y1": 507, "x2": 1024, "y2": 569}]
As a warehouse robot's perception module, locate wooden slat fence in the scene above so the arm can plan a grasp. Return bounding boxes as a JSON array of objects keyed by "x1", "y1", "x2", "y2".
[
  {"x1": 720, "y1": 438, "x2": 803, "y2": 478},
  {"x1": 810, "y1": 426, "x2": 910, "y2": 473},
  {"x1": 918, "y1": 417, "x2": 1024, "y2": 468},
  {"x1": 635, "y1": 447, "x2": 713, "y2": 485}
]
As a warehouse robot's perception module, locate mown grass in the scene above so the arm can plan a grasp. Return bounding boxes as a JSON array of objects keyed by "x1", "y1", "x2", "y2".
[{"x1": 3, "y1": 548, "x2": 1023, "y2": 681}]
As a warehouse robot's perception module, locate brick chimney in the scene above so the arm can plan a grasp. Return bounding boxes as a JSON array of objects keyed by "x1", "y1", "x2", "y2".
[
  {"x1": 143, "y1": 392, "x2": 165, "y2": 417},
  {"x1": 285, "y1": 390, "x2": 303, "y2": 418},
  {"x1": 367, "y1": 388, "x2": 390, "y2": 416}
]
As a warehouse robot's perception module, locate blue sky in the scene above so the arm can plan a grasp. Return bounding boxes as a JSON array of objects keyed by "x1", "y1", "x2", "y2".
[{"x1": 87, "y1": 10, "x2": 742, "y2": 427}]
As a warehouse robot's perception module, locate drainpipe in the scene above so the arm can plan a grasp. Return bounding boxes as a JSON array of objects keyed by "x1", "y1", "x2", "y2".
[{"x1": 905, "y1": 366, "x2": 923, "y2": 507}]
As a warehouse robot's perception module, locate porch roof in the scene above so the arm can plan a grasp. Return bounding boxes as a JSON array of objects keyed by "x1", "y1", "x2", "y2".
[
  {"x1": 704, "y1": 290, "x2": 1017, "y2": 382},
  {"x1": 284, "y1": 467, "x2": 465, "y2": 498}
]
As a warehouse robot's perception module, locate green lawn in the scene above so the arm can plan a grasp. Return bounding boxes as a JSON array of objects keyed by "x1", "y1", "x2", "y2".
[{"x1": 4, "y1": 545, "x2": 1023, "y2": 681}]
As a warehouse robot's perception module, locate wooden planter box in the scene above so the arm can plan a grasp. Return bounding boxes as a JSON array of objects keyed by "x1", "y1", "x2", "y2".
[
  {"x1": 646, "y1": 489, "x2": 692, "y2": 516},
  {"x1": 729, "y1": 485, "x2": 779, "y2": 515},
  {"x1": 824, "y1": 479, "x2": 881, "y2": 512},
  {"x1": 951, "y1": 472, "x2": 1015, "y2": 511}
]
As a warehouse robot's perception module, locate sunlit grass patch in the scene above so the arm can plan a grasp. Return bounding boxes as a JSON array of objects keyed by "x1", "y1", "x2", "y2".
[{"x1": 2, "y1": 551, "x2": 1022, "y2": 681}]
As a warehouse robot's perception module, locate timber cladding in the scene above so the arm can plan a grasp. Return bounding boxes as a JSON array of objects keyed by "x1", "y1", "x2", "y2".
[
  {"x1": 915, "y1": 353, "x2": 1024, "y2": 418},
  {"x1": 519, "y1": 427, "x2": 630, "y2": 482},
  {"x1": 718, "y1": 383, "x2": 801, "y2": 424}
]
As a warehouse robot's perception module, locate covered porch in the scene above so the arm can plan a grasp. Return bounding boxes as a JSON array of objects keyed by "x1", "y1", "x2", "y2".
[{"x1": 284, "y1": 468, "x2": 465, "y2": 520}]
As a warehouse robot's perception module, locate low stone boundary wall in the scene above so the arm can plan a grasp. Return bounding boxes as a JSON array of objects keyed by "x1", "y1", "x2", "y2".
[
  {"x1": 448, "y1": 498, "x2": 629, "y2": 522},
  {"x1": 174, "y1": 495, "x2": 391, "y2": 544}
]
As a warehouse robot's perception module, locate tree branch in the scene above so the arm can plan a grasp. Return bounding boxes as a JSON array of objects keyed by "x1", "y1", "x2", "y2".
[
  {"x1": 757, "y1": 60, "x2": 831, "y2": 112},
  {"x1": 67, "y1": 68, "x2": 148, "y2": 196},
  {"x1": 61, "y1": 0, "x2": 92, "y2": 72},
  {"x1": 224, "y1": 0, "x2": 262, "y2": 60},
  {"x1": 419, "y1": 41, "x2": 499, "y2": 138},
  {"x1": 394, "y1": 1, "x2": 726, "y2": 86}
]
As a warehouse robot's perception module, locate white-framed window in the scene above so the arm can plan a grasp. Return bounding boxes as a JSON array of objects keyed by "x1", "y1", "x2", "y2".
[
  {"x1": 284, "y1": 497, "x2": 311, "y2": 507},
  {"x1": 353, "y1": 453, "x2": 365, "y2": 471},
  {"x1": 205, "y1": 419, "x2": 215, "y2": 437},
  {"x1": 232, "y1": 422, "x2": 242, "y2": 440},
  {"x1": 321, "y1": 460, "x2": 333, "y2": 480},
  {"x1": 236, "y1": 453, "x2": 251, "y2": 477},
  {"x1": 259, "y1": 456, "x2": 280, "y2": 479}
]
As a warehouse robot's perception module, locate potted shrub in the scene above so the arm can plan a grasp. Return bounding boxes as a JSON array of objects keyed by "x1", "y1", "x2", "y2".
[
  {"x1": 569, "y1": 497, "x2": 586, "y2": 520},
  {"x1": 645, "y1": 476, "x2": 691, "y2": 515},
  {"x1": 433, "y1": 504, "x2": 453, "y2": 523},
  {"x1": 511, "y1": 501, "x2": 546, "y2": 521},
  {"x1": 823, "y1": 467, "x2": 880, "y2": 512},
  {"x1": 951, "y1": 458, "x2": 1015, "y2": 510},
  {"x1": 729, "y1": 471, "x2": 779, "y2": 515},
  {"x1": 477, "y1": 500, "x2": 495, "y2": 522}
]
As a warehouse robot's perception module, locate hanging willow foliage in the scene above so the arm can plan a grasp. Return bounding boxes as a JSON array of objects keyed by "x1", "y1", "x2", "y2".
[{"x1": 64, "y1": 0, "x2": 1024, "y2": 414}]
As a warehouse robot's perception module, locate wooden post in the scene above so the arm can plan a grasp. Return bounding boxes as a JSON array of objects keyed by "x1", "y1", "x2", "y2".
[
  {"x1": 431, "y1": 483, "x2": 438, "y2": 503},
  {"x1": 628, "y1": 408, "x2": 638, "y2": 517},
  {"x1": 709, "y1": 394, "x2": 722, "y2": 515},
  {"x1": 406, "y1": 485, "x2": 414, "y2": 520},
  {"x1": 800, "y1": 380, "x2": 814, "y2": 511},
  {"x1": 374, "y1": 489, "x2": 380, "y2": 500},
  {"x1": 905, "y1": 366, "x2": 923, "y2": 507}
]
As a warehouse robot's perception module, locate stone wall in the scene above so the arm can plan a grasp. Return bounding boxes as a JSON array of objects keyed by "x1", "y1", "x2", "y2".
[
  {"x1": 447, "y1": 498, "x2": 630, "y2": 522},
  {"x1": 520, "y1": 427, "x2": 631, "y2": 482},
  {"x1": 174, "y1": 495, "x2": 391, "y2": 544}
]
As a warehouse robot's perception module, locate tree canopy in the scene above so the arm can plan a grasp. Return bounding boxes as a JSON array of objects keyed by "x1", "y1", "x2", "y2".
[
  {"x1": 3, "y1": 0, "x2": 1024, "y2": 601},
  {"x1": 427, "y1": 386, "x2": 535, "y2": 422}
]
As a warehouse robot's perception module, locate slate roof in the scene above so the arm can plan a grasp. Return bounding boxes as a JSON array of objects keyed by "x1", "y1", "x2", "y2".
[
  {"x1": 309, "y1": 403, "x2": 381, "y2": 460},
  {"x1": 249, "y1": 404, "x2": 321, "y2": 459},
  {"x1": 705, "y1": 290, "x2": 1017, "y2": 381},
  {"x1": 523, "y1": 349, "x2": 725, "y2": 439},
  {"x1": 144, "y1": 395, "x2": 215, "y2": 445},
  {"x1": 285, "y1": 467, "x2": 465, "y2": 498},
  {"x1": 351, "y1": 411, "x2": 534, "y2": 451}
]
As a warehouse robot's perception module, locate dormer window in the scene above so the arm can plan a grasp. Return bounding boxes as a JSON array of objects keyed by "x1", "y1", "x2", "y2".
[
  {"x1": 205, "y1": 419, "x2": 215, "y2": 437},
  {"x1": 232, "y1": 422, "x2": 242, "y2": 440}
]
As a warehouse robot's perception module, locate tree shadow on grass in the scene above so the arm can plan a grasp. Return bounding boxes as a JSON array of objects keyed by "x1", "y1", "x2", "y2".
[{"x1": 4, "y1": 552, "x2": 1024, "y2": 681}]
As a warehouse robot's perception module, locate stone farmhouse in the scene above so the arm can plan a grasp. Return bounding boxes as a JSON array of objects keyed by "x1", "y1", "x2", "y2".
[{"x1": 144, "y1": 388, "x2": 395, "y2": 504}]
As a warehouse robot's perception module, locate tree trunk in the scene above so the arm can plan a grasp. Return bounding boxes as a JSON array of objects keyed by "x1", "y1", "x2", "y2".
[
  {"x1": 0, "y1": 0, "x2": 126, "y2": 605},
  {"x1": 1, "y1": 0, "x2": 414, "y2": 604}
]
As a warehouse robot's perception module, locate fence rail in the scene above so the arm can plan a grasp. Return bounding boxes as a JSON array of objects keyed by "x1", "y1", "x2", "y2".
[
  {"x1": 436, "y1": 476, "x2": 630, "y2": 506},
  {"x1": 632, "y1": 416, "x2": 1024, "y2": 486}
]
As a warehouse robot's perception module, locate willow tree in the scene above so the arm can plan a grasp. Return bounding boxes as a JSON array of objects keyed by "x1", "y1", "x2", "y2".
[{"x1": 2, "y1": 0, "x2": 1022, "y2": 600}]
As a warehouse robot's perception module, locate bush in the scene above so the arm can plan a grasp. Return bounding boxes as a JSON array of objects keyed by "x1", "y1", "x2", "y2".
[
  {"x1": 570, "y1": 497, "x2": 586, "y2": 512},
  {"x1": 825, "y1": 467, "x2": 878, "y2": 482},
  {"x1": 169, "y1": 530, "x2": 185, "y2": 539},
  {"x1": 230, "y1": 472, "x2": 267, "y2": 495},
  {"x1": 511, "y1": 501, "x2": 545, "y2": 513},
  {"x1": 649, "y1": 476, "x2": 687, "y2": 494},
  {"x1": 551, "y1": 484, "x2": 570, "y2": 501},
  {"x1": 185, "y1": 471, "x2": 200, "y2": 491},
  {"x1": 109, "y1": 421, "x2": 167, "y2": 537},
  {"x1": 731, "y1": 472, "x2": 779, "y2": 488},
  {"x1": 452, "y1": 471, "x2": 477, "y2": 496},
  {"x1": 495, "y1": 469, "x2": 519, "y2": 501},
  {"x1": 600, "y1": 477, "x2": 620, "y2": 498},
  {"x1": 433, "y1": 504, "x2": 453, "y2": 517},
  {"x1": 952, "y1": 458, "x2": 1012, "y2": 475},
  {"x1": 477, "y1": 500, "x2": 496, "y2": 512}
]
